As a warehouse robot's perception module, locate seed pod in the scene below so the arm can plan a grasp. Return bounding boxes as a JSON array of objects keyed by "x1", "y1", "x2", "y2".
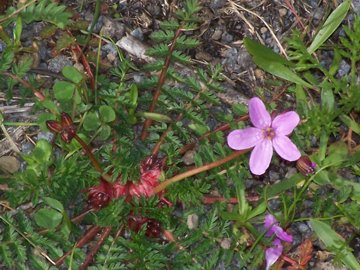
[
  {"x1": 296, "y1": 156, "x2": 316, "y2": 176},
  {"x1": 60, "y1": 112, "x2": 73, "y2": 127},
  {"x1": 46, "y1": 120, "x2": 63, "y2": 133}
]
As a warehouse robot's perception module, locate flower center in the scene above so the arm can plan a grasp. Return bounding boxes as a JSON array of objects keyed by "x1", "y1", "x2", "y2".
[{"x1": 263, "y1": 127, "x2": 275, "y2": 140}]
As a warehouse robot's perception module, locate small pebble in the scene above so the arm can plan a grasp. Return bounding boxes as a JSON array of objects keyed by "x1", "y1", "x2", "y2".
[
  {"x1": 211, "y1": 29, "x2": 222, "y2": 40},
  {"x1": 279, "y1": 8, "x2": 288, "y2": 17},
  {"x1": 131, "y1": 27, "x2": 144, "y2": 41},
  {"x1": 183, "y1": 150, "x2": 196, "y2": 165},
  {"x1": 220, "y1": 238, "x2": 231, "y2": 249},
  {"x1": 187, "y1": 214, "x2": 199, "y2": 230},
  {"x1": 37, "y1": 131, "x2": 55, "y2": 142},
  {"x1": 48, "y1": 55, "x2": 72, "y2": 73}
]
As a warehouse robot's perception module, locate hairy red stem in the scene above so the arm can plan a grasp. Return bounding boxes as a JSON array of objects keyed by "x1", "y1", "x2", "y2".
[
  {"x1": 73, "y1": 135, "x2": 112, "y2": 182},
  {"x1": 55, "y1": 225, "x2": 101, "y2": 266},
  {"x1": 140, "y1": 28, "x2": 183, "y2": 141},
  {"x1": 1, "y1": 71, "x2": 46, "y2": 102},
  {"x1": 80, "y1": 226, "x2": 112, "y2": 270},
  {"x1": 154, "y1": 149, "x2": 250, "y2": 193},
  {"x1": 179, "y1": 115, "x2": 249, "y2": 155}
]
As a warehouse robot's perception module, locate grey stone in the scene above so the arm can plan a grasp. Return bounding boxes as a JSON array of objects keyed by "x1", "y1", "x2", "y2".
[
  {"x1": 37, "y1": 131, "x2": 55, "y2": 142},
  {"x1": 337, "y1": 60, "x2": 351, "y2": 78},
  {"x1": 48, "y1": 55, "x2": 72, "y2": 73},
  {"x1": 131, "y1": 28, "x2": 144, "y2": 41},
  {"x1": 21, "y1": 143, "x2": 34, "y2": 155}
]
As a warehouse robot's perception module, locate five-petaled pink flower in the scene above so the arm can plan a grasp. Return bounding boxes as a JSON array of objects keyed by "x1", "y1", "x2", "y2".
[{"x1": 227, "y1": 97, "x2": 301, "y2": 175}]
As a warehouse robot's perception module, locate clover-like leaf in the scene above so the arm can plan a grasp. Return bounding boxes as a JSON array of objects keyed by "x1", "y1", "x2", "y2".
[
  {"x1": 99, "y1": 105, "x2": 116, "y2": 123},
  {"x1": 34, "y1": 208, "x2": 63, "y2": 229},
  {"x1": 54, "y1": 81, "x2": 75, "y2": 101},
  {"x1": 83, "y1": 112, "x2": 101, "y2": 131},
  {"x1": 62, "y1": 66, "x2": 83, "y2": 84}
]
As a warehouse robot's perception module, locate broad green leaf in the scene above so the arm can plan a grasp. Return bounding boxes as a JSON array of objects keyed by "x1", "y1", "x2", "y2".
[
  {"x1": 37, "y1": 112, "x2": 56, "y2": 131},
  {"x1": 248, "y1": 201, "x2": 266, "y2": 220},
  {"x1": 265, "y1": 173, "x2": 304, "y2": 198},
  {"x1": 244, "y1": 38, "x2": 292, "y2": 66},
  {"x1": 323, "y1": 142, "x2": 348, "y2": 166},
  {"x1": 99, "y1": 105, "x2": 116, "y2": 123},
  {"x1": 129, "y1": 84, "x2": 138, "y2": 107},
  {"x1": 62, "y1": 66, "x2": 83, "y2": 84},
  {"x1": 32, "y1": 140, "x2": 52, "y2": 164},
  {"x1": 307, "y1": 0, "x2": 351, "y2": 54},
  {"x1": 43, "y1": 197, "x2": 64, "y2": 212},
  {"x1": 97, "y1": 124, "x2": 111, "y2": 140},
  {"x1": 188, "y1": 123, "x2": 209, "y2": 136},
  {"x1": 138, "y1": 112, "x2": 172, "y2": 123},
  {"x1": 83, "y1": 112, "x2": 100, "y2": 131},
  {"x1": 34, "y1": 208, "x2": 63, "y2": 229},
  {"x1": 53, "y1": 81, "x2": 75, "y2": 101},
  {"x1": 321, "y1": 82, "x2": 335, "y2": 113},
  {"x1": 41, "y1": 99, "x2": 60, "y2": 114},
  {"x1": 310, "y1": 219, "x2": 360, "y2": 270},
  {"x1": 340, "y1": 114, "x2": 360, "y2": 135},
  {"x1": 244, "y1": 38, "x2": 312, "y2": 88}
]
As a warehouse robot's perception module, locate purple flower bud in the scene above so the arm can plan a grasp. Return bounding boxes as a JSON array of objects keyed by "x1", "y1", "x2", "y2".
[
  {"x1": 296, "y1": 156, "x2": 316, "y2": 176},
  {"x1": 265, "y1": 239, "x2": 283, "y2": 270}
]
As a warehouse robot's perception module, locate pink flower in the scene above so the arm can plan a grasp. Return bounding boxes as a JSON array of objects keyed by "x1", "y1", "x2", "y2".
[
  {"x1": 265, "y1": 239, "x2": 283, "y2": 270},
  {"x1": 264, "y1": 214, "x2": 293, "y2": 270},
  {"x1": 227, "y1": 97, "x2": 301, "y2": 175},
  {"x1": 264, "y1": 214, "x2": 293, "y2": 243}
]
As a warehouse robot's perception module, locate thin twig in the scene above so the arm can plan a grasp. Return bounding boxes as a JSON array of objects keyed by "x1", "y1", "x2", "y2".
[
  {"x1": 227, "y1": 0, "x2": 288, "y2": 59},
  {"x1": 0, "y1": 124, "x2": 20, "y2": 153}
]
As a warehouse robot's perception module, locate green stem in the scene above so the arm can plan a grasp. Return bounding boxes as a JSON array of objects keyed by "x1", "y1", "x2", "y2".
[
  {"x1": 2, "y1": 122, "x2": 38, "y2": 126},
  {"x1": 153, "y1": 149, "x2": 249, "y2": 193}
]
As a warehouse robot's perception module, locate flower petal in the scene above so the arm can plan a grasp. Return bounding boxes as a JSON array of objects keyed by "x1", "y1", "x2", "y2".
[
  {"x1": 249, "y1": 139, "x2": 273, "y2": 175},
  {"x1": 272, "y1": 111, "x2": 300, "y2": 135},
  {"x1": 265, "y1": 239, "x2": 283, "y2": 270},
  {"x1": 249, "y1": 97, "x2": 271, "y2": 129},
  {"x1": 227, "y1": 128, "x2": 263, "y2": 150},
  {"x1": 264, "y1": 214, "x2": 278, "y2": 236},
  {"x1": 272, "y1": 226, "x2": 293, "y2": 242},
  {"x1": 273, "y1": 135, "x2": 301, "y2": 161}
]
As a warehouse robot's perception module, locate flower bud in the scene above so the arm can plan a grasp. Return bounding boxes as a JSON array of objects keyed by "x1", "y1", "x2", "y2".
[
  {"x1": 60, "y1": 112, "x2": 73, "y2": 127},
  {"x1": 296, "y1": 156, "x2": 316, "y2": 176},
  {"x1": 46, "y1": 120, "x2": 63, "y2": 133}
]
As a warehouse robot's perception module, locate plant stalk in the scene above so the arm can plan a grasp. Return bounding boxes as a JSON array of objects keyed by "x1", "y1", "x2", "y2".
[
  {"x1": 140, "y1": 28, "x2": 183, "y2": 141},
  {"x1": 153, "y1": 149, "x2": 249, "y2": 193}
]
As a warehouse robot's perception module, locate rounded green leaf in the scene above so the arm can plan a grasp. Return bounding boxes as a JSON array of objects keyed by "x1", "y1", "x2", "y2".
[
  {"x1": 32, "y1": 140, "x2": 52, "y2": 164},
  {"x1": 99, "y1": 105, "x2": 116, "y2": 123},
  {"x1": 53, "y1": 81, "x2": 75, "y2": 101},
  {"x1": 83, "y1": 112, "x2": 101, "y2": 131},
  {"x1": 34, "y1": 208, "x2": 63, "y2": 229},
  {"x1": 62, "y1": 66, "x2": 83, "y2": 84},
  {"x1": 44, "y1": 197, "x2": 64, "y2": 212},
  {"x1": 97, "y1": 124, "x2": 111, "y2": 140}
]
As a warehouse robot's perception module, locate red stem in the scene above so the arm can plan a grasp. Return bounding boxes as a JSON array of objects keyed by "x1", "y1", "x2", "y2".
[
  {"x1": 73, "y1": 135, "x2": 112, "y2": 182},
  {"x1": 140, "y1": 28, "x2": 183, "y2": 141},
  {"x1": 80, "y1": 226, "x2": 112, "y2": 270},
  {"x1": 55, "y1": 225, "x2": 102, "y2": 266},
  {"x1": 153, "y1": 149, "x2": 250, "y2": 193}
]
